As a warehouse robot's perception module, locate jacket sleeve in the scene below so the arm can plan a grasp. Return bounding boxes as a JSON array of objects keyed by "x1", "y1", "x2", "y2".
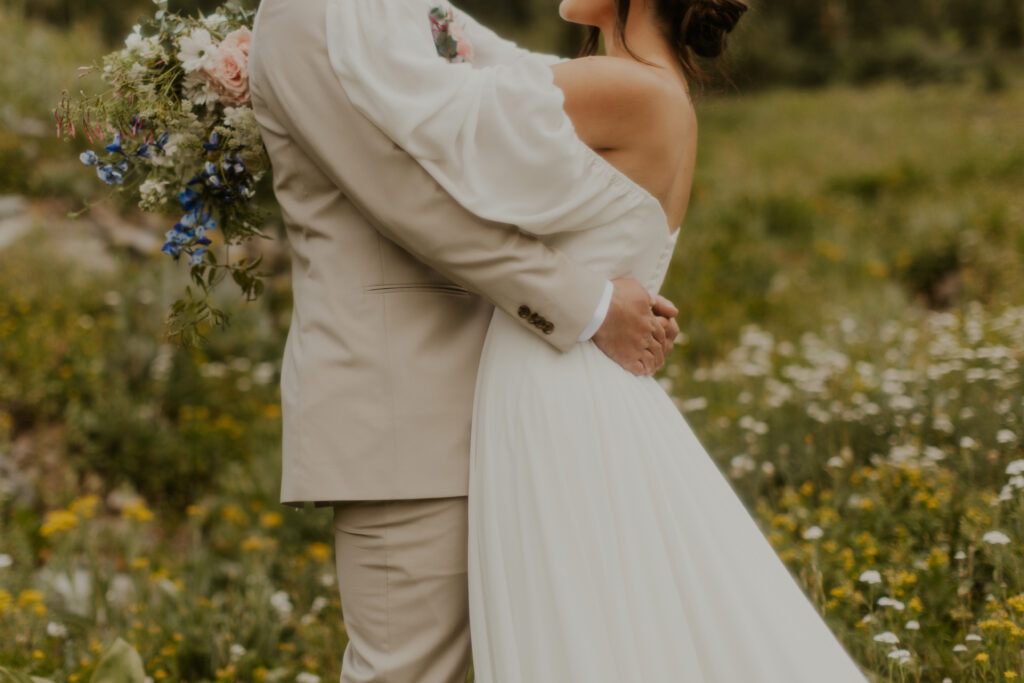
[{"x1": 249, "y1": 0, "x2": 608, "y2": 351}]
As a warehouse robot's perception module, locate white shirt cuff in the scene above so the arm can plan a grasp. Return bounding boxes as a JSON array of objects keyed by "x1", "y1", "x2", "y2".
[{"x1": 578, "y1": 280, "x2": 614, "y2": 342}]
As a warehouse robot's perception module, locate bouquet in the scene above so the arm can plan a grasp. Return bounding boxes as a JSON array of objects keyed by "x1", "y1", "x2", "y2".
[
  {"x1": 55, "y1": 0, "x2": 269, "y2": 345},
  {"x1": 56, "y1": 0, "x2": 470, "y2": 345}
]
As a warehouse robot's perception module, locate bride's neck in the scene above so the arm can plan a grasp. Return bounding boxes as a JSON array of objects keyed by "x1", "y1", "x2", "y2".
[{"x1": 597, "y1": 13, "x2": 689, "y2": 91}]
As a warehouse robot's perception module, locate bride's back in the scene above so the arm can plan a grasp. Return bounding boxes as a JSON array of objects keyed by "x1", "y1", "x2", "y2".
[{"x1": 551, "y1": 52, "x2": 698, "y2": 234}]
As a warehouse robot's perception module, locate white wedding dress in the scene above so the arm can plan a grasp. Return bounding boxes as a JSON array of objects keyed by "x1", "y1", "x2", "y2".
[
  {"x1": 466, "y1": 148, "x2": 871, "y2": 682},
  {"x1": 322, "y1": 1, "x2": 871, "y2": 680}
]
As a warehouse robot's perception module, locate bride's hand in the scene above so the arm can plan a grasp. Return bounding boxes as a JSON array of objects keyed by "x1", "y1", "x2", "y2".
[
  {"x1": 592, "y1": 278, "x2": 672, "y2": 376},
  {"x1": 653, "y1": 295, "x2": 681, "y2": 358}
]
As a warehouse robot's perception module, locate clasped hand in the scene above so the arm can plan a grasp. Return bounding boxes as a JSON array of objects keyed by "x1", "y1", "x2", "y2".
[{"x1": 591, "y1": 278, "x2": 680, "y2": 376}]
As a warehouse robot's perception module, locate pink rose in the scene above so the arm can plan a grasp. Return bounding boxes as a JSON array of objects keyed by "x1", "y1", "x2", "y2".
[
  {"x1": 203, "y1": 28, "x2": 252, "y2": 106},
  {"x1": 450, "y1": 21, "x2": 474, "y2": 63}
]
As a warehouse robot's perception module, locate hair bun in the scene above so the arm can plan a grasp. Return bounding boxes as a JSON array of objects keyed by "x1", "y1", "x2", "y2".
[{"x1": 684, "y1": 0, "x2": 748, "y2": 59}]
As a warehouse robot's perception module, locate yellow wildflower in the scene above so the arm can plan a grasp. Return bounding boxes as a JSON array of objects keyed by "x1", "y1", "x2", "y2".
[
  {"x1": 40, "y1": 509, "x2": 78, "y2": 537},
  {"x1": 1004, "y1": 672, "x2": 1017, "y2": 680},
  {"x1": 186, "y1": 504, "x2": 206, "y2": 517},
  {"x1": 829, "y1": 584, "x2": 851, "y2": 599},
  {"x1": 241, "y1": 535, "x2": 270, "y2": 552},
  {"x1": 18, "y1": 588, "x2": 44, "y2": 608},
  {"x1": 907, "y1": 596, "x2": 924, "y2": 612},
  {"x1": 221, "y1": 504, "x2": 248, "y2": 525},
  {"x1": 263, "y1": 404, "x2": 282, "y2": 419},
  {"x1": 976, "y1": 653, "x2": 990, "y2": 663},
  {"x1": 799, "y1": 481, "x2": 814, "y2": 497},
  {"x1": 307, "y1": 542, "x2": 332, "y2": 563},
  {"x1": 32, "y1": 650, "x2": 44, "y2": 659},
  {"x1": 131, "y1": 557, "x2": 150, "y2": 570},
  {"x1": 69, "y1": 494, "x2": 100, "y2": 518},
  {"x1": 927, "y1": 547, "x2": 949, "y2": 568},
  {"x1": 260, "y1": 511, "x2": 283, "y2": 529},
  {"x1": 1007, "y1": 594, "x2": 1024, "y2": 613},
  {"x1": 121, "y1": 499, "x2": 154, "y2": 522},
  {"x1": 0, "y1": 589, "x2": 11, "y2": 613}
]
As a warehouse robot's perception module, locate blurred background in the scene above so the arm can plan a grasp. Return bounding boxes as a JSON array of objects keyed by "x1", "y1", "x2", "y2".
[{"x1": 0, "y1": 0, "x2": 1022, "y2": 681}]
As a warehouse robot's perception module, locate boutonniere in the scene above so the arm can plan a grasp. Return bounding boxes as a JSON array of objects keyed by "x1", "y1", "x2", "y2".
[{"x1": 429, "y1": 5, "x2": 474, "y2": 63}]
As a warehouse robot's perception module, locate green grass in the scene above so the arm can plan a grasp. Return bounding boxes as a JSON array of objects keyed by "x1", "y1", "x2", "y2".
[{"x1": 2, "y1": 12, "x2": 1024, "y2": 682}]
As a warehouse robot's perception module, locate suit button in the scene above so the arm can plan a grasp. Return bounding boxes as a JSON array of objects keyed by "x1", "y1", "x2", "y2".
[
  {"x1": 518, "y1": 305, "x2": 531, "y2": 319},
  {"x1": 543, "y1": 323, "x2": 554, "y2": 334}
]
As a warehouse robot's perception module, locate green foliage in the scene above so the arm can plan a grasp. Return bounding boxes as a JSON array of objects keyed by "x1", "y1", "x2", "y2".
[
  {"x1": 0, "y1": 236, "x2": 286, "y2": 513},
  {"x1": 89, "y1": 639, "x2": 145, "y2": 683}
]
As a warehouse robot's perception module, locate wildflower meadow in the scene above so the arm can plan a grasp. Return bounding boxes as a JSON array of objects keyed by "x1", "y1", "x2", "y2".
[{"x1": 1, "y1": 2, "x2": 1023, "y2": 682}]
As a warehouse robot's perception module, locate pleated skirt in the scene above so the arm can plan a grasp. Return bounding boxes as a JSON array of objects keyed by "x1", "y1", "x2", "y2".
[{"x1": 467, "y1": 309, "x2": 871, "y2": 683}]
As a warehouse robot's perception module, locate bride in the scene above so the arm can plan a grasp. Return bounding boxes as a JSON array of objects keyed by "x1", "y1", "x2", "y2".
[{"x1": 464, "y1": 1, "x2": 872, "y2": 681}]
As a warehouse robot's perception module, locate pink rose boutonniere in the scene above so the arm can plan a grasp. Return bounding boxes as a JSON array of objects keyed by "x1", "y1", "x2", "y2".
[{"x1": 429, "y1": 5, "x2": 474, "y2": 64}]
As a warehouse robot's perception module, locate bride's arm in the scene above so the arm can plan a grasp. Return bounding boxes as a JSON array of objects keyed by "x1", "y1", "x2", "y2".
[{"x1": 325, "y1": 0, "x2": 626, "y2": 237}]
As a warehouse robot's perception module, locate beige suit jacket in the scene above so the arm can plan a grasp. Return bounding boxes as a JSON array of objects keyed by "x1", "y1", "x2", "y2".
[{"x1": 249, "y1": 0, "x2": 606, "y2": 507}]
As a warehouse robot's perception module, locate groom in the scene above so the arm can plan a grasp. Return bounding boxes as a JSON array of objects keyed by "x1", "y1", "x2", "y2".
[{"x1": 249, "y1": 0, "x2": 680, "y2": 680}]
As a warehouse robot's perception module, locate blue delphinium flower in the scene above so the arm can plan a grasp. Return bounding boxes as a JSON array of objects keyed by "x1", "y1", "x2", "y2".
[
  {"x1": 135, "y1": 144, "x2": 151, "y2": 159},
  {"x1": 189, "y1": 247, "x2": 207, "y2": 266},
  {"x1": 202, "y1": 132, "x2": 221, "y2": 152},
  {"x1": 178, "y1": 188, "x2": 201, "y2": 212},
  {"x1": 161, "y1": 242, "x2": 182, "y2": 258},
  {"x1": 105, "y1": 133, "x2": 125, "y2": 155},
  {"x1": 223, "y1": 153, "x2": 245, "y2": 176},
  {"x1": 97, "y1": 164, "x2": 125, "y2": 185},
  {"x1": 79, "y1": 150, "x2": 99, "y2": 166}
]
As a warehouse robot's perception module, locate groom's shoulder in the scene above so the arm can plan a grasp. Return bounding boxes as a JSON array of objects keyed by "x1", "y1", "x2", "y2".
[{"x1": 253, "y1": 0, "x2": 330, "y2": 56}]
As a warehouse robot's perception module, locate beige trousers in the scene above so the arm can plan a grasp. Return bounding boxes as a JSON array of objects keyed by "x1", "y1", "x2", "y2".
[{"x1": 332, "y1": 497, "x2": 472, "y2": 683}]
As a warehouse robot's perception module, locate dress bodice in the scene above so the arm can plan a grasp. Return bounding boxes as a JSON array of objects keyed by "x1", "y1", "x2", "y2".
[{"x1": 541, "y1": 146, "x2": 680, "y2": 298}]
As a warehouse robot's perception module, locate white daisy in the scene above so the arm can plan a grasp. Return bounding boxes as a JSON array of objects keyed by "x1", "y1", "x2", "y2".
[
  {"x1": 177, "y1": 28, "x2": 215, "y2": 73},
  {"x1": 1006, "y1": 459, "x2": 1024, "y2": 476},
  {"x1": 802, "y1": 525, "x2": 824, "y2": 540},
  {"x1": 965, "y1": 633, "x2": 982, "y2": 642},
  {"x1": 270, "y1": 590, "x2": 293, "y2": 617},
  {"x1": 953, "y1": 644, "x2": 968, "y2": 653},
  {"x1": 46, "y1": 621, "x2": 68, "y2": 638},
  {"x1": 982, "y1": 530, "x2": 1011, "y2": 545},
  {"x1": 858, "y1": 569, "x2": 882, "y2": 585},
  {"x1": 873, "y1": 631, "x2": 900, "y2": 644},
  {"x1": 905, "y1": 620, "x2": 920, "y2": 630},
  {"x1": 997, "y1": 430, "x2": 1017, "y2": 444},
  {"x1": 877, "y1": 596, "x2": 906, "y2": 611}
]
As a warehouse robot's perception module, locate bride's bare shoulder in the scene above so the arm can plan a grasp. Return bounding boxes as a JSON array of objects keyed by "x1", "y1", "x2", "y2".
[{"x1": 550, "y1": 55, "x2": 693, "y2": 151}]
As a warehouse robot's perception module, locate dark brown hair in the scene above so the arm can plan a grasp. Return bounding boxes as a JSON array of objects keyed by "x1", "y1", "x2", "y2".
[{"x1": 580, "y1": 0, "x2": 749, "y2": 89}]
